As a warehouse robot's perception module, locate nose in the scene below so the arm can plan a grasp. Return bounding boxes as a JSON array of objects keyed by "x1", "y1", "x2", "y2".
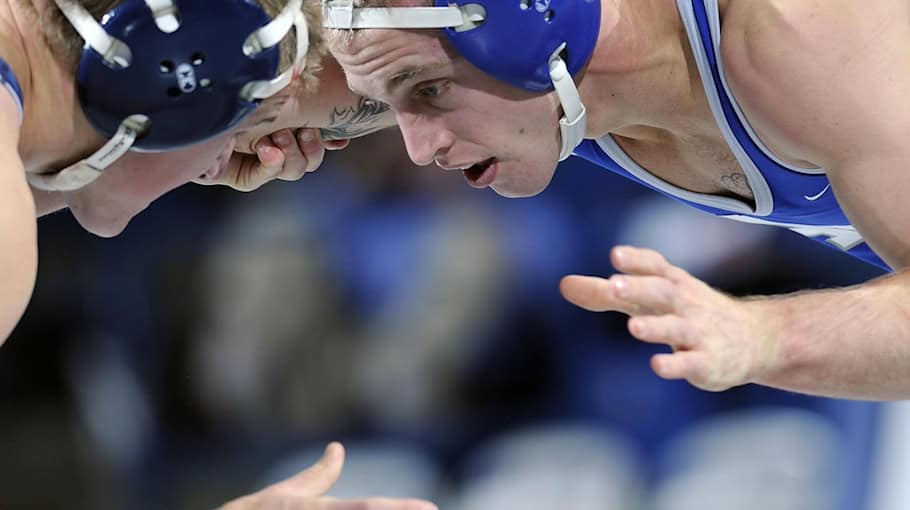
[{"x1": 396, "y1": 111, "x2": 454, "y2": 167}]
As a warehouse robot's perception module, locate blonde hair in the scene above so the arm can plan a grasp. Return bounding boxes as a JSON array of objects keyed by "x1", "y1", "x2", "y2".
[{"x1": 17, "y1": 0, "x2": 326, "y2": 90}]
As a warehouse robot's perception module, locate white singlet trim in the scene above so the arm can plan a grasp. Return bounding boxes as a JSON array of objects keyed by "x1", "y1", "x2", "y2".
[
  {"x1": 592, "y1": 0, "x2": 777, "y2": 217},
  {"x1": 1, "y1": 82, "x2": 22, "y2": 125},
  {"x1": 701, "y1": 0, "x2": 825, "y2": 175}
]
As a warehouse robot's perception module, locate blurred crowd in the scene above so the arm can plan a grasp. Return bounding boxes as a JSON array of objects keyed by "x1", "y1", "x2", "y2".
[{"x1": 0, "y1": 130, "x2": 886, "y2": 509}]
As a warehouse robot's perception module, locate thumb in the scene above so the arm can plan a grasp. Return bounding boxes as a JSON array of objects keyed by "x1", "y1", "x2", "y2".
[{"x1": 276, "y1": 442, "x2": 346, "y2": 497}]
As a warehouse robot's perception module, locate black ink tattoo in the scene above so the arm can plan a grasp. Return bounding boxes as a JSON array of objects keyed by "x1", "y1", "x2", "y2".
[{"x1": 320, "y1": 97, "x2": 391, "y2": 141}]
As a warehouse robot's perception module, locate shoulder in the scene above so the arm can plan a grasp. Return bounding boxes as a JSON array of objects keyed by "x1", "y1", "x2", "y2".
[
  {"x1": 720, "y1": 0, "x2": 906, "y2": 75},
  {"x1": 718, "y1": 0, "x2": 910, "y2": 166}
]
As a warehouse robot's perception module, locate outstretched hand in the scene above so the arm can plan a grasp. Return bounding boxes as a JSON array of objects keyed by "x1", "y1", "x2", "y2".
[
  {"x1": 560, "y1": 246, "x2": 779, "y2": 392},
  {"x1": 220, "y1": 442, "x2": 437, "y2": 510}
]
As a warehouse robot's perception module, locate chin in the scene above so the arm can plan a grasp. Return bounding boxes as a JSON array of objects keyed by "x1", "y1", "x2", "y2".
[
  {"x1": 79, "y1": 218, "x2": 131, "y2": 238},
  {"x1": 69, "y1": 205, "x2": 136, "y2": 238},
  {"x1": 490, "y1": 185, "x2": 547, "y2": 199},
  {"x1": 490, "y1": 171, "x2": 555, "y2": 199}
]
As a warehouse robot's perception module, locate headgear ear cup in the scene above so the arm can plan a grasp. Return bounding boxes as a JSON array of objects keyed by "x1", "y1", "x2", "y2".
[{"x1": 72, "y1": 0, "x2": 282, "y2": 152}]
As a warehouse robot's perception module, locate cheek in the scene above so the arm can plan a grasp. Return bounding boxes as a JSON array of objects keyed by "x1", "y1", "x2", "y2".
[
  {"x1": 139, "y1": 137, "x2": 234, "y2": 197},
  {"x1": 78, "y1": 138, "x2": 231, "y2": 211}
]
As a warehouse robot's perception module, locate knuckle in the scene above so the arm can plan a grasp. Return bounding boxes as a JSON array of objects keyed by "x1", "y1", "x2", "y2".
[
  {"x1": 594, "y1": 279, "x2": 614, "y2": 302},
  {"x1": 666, "y1": 266, "x2": 689, "y2": 282}
]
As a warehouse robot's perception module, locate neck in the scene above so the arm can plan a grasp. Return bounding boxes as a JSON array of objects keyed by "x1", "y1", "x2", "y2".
[
  {"x1": 579, "y1": 0, "x2": 707, "y2": 139},
  {"x1": 0, "y1": 0, "x2": 105, "y2": 174}
]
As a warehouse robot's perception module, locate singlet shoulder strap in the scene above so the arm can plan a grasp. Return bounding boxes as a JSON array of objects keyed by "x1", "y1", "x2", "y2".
[{"x1": 0, "y1": 56, "x2": 23, "y2": 125}]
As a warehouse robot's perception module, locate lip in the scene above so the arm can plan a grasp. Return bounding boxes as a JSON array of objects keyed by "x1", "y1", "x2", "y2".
[{"x1": 464, "y1": 159, "x2": 498, "y2": 189}]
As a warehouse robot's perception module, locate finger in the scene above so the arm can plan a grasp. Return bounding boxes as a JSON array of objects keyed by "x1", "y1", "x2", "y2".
[
  {"x1": 275, "y1": 442, "x2": 346, "y2": 497},
  {"x1": 199, "y1": 153, "x2": 256, "y2": 191},
  {"x1": 611, "y1": 246, "x2": 680, "y2": 278},
  {"x1": 560, "y1": 275, "x2": 625, "y2": 313},
  {"x1": 324, "y1": 139, "x2": 351, "y2": 151},
  {"x1": 296, "y1": 129, "x2": 326, "y2": 175},
  {"x1": 317, "y1": 498, "x2": 439, "y2": 510},
  {"x1": 651, "y1": 351, "x2": 703, "y2": 381},
  {"x1": 256, "y1": 137, "x2": 286, "y2": 175},
  {"x1": 611, "y1": 275, "x2": 677, "y2": 313},
  {"x1": 270, "y1": 129, "x2": 310, "y2": 181},
  {"x1": 628, "y1": 315, "x2": 695, "y2": 349}
]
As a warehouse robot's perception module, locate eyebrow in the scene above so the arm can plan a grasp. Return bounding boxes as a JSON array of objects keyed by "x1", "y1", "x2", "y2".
[{"x1": 347, "y1": 63, "x2": 447, "y2": 100}]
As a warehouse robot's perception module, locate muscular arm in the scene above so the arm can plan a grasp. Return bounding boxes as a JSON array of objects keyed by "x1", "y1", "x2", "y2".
[
  {"x1": 558, "y1": 0, "x2": 910, "y2": 400},
  {"x1": 749, "y1": 273, "x2": 910, "y2": 400},
  {"x1": 727, "y1": 0, "x2": 910, "y2": 398}
]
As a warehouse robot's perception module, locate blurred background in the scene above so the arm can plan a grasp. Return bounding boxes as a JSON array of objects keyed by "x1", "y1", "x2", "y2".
[{"x1": 0, "y1": 130, "x2": 896, "y2": 509}]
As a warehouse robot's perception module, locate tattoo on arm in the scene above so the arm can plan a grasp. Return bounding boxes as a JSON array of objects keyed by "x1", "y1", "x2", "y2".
[{"x1": 320, "y1": 97, "x2": 392, "y2": 141}]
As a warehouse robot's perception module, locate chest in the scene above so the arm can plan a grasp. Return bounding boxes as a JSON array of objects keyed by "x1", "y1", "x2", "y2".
[{"x1": 612, "y1": 129, "x2": 755, "y2": 201}]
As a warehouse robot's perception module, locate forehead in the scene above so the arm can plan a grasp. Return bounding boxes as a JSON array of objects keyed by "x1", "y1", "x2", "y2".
[{"x1": 330, "y1": 28, "x2": 452, "y2": 97}]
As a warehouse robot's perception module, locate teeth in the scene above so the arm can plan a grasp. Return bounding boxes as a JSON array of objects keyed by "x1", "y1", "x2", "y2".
[{"x1": 434, "y1": 160, "x2": 488, "y2": 171}]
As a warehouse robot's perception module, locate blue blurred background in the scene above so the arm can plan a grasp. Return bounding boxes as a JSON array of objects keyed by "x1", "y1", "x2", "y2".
[{"x1": 0, "y1": 130, "x2": 896, "y2": 509}]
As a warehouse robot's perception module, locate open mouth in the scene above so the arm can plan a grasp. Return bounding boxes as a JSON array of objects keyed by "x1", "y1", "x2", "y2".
[{"x1": 463, "y1": 158, "x2": 497, "y2": 188}]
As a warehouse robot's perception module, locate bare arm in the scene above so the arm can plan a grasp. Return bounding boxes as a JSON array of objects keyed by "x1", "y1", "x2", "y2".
[
  {"x1": 559, "y1": 0, "x2": 910, "y2": 400},
  {"x1": 236, "y1": 56, "x2": 396, "y2": 154},
  {"x1": 745, "y1": 273, "x2": 910, "y2": 399},
  {"x1": 207, "y1": 56, "x2": 397, "y2": 191},
  {"x1": 0, "y1": 92, "x2": 36, "y2": 344}
]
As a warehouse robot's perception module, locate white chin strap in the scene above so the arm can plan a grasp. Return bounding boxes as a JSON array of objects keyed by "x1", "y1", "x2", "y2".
[
  {"x1": 323, "y1": 0, "x2": 586, "y2": 160},
  {"x1": 28, "y1": 115, "x2": 149, "y2": 192},
  {"x1": 35, "y1": 0, "x2": 309, "y2": 192}
]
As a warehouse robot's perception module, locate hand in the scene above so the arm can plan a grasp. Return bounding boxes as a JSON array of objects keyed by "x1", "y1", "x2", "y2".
[
  {"x1": 220, "y1": 442, "x2": 438, "y2": 510},
  {"x1": 195, "y1": 128, "x2": 327, "y2": 192},
  {"x1": 560, "y1": 246, "x2": 779, "y2": 392}
]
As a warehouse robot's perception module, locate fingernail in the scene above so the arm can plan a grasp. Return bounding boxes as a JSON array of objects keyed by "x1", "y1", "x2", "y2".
[
  {"x1": 613, "y1": 247, "x2": 626, "y2": 263},
  {"x1": 612, "y1": 277, "x2": 627, "y2": 297},
  {"x1": 629, "y1": 317, "x2": 644, "y2": 335},
  {"x1": 274, "y1": 132, "x2": 292, "y2": 147},
  {"x1": 299, "y1": 130, "x2": 314, "y2": 143}
]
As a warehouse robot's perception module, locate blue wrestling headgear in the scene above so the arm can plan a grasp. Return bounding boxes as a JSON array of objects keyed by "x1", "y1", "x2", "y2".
[
  {"x1": 322, "y1": 0, "x2": 601, "y2": 161},
  {"x1": 30, "y1": 0, "x2": 308, "y2": 191}
]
